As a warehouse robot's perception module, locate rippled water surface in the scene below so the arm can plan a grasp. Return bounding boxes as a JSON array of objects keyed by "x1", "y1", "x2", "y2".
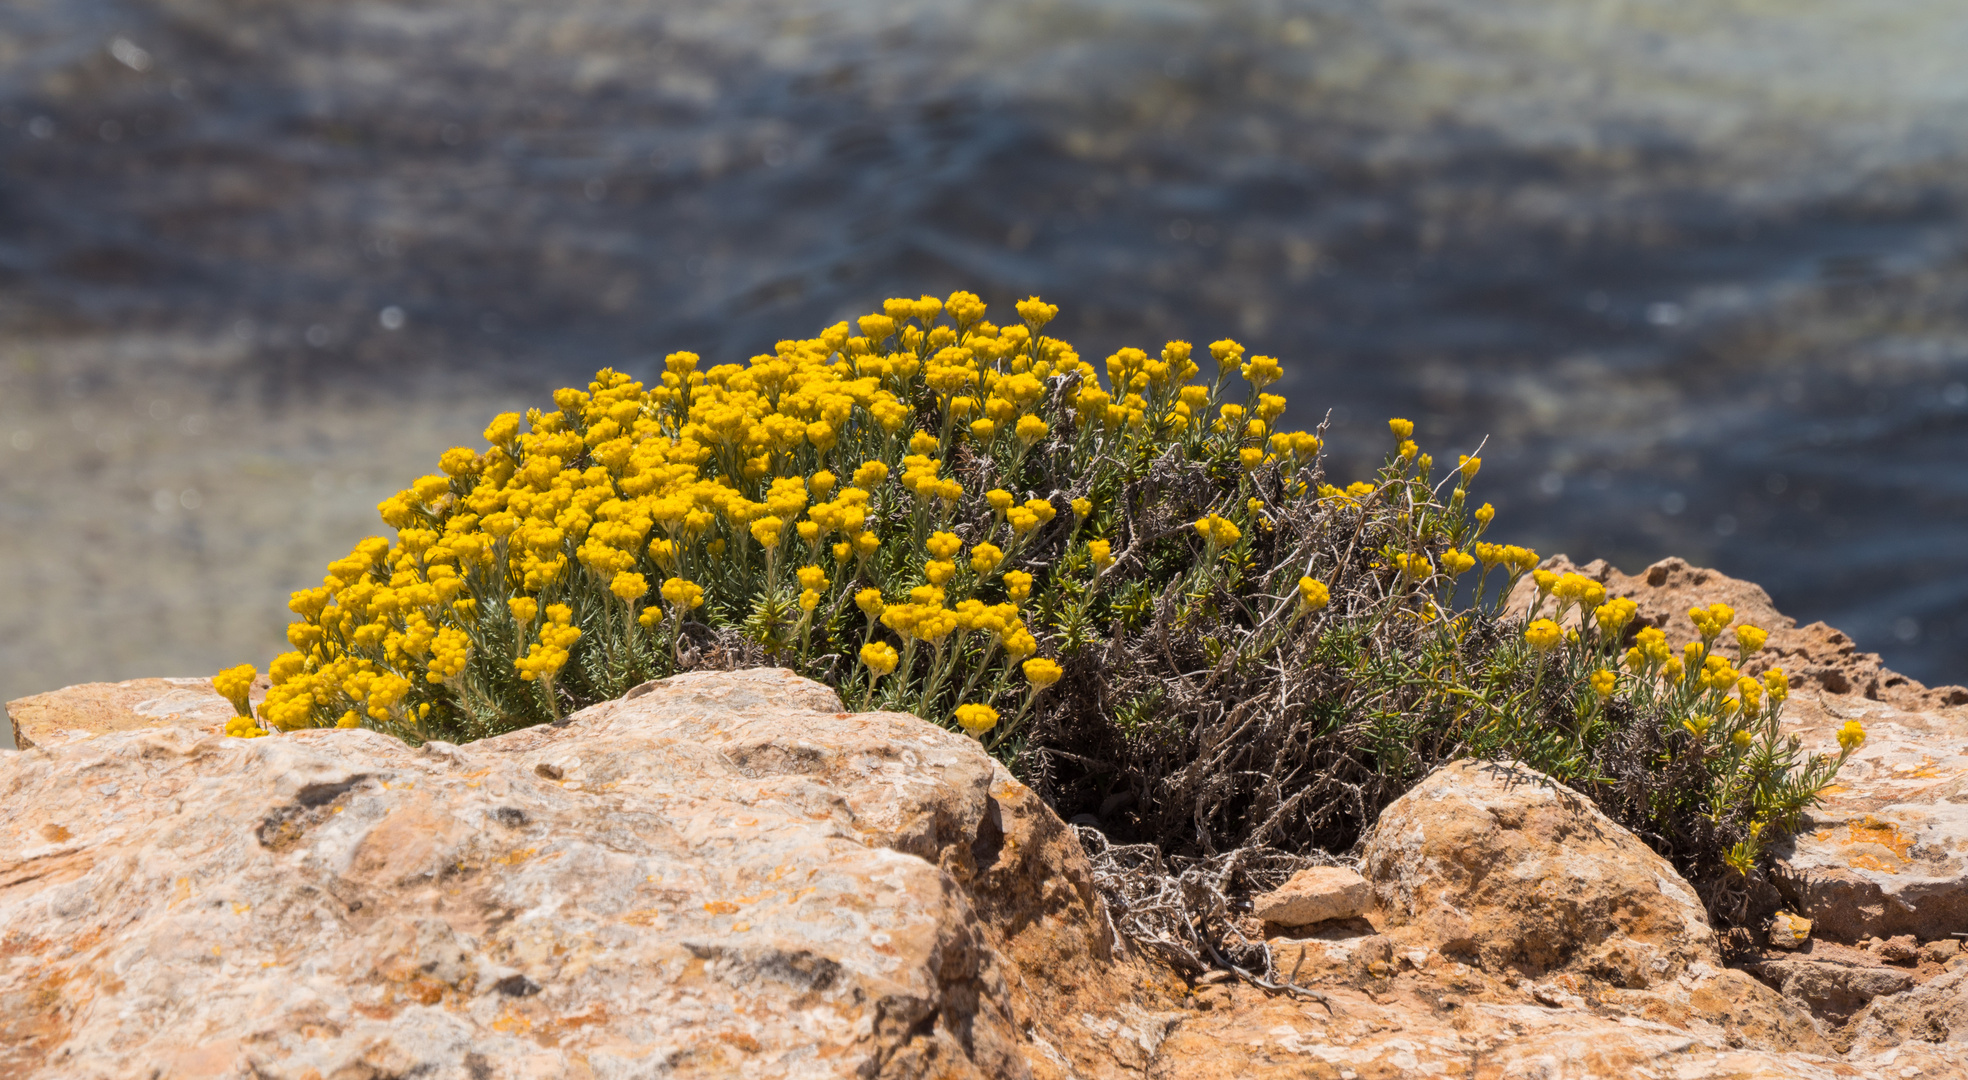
[{"x1": 4, "y1": 0, "x2": 1967, "y2": 715}]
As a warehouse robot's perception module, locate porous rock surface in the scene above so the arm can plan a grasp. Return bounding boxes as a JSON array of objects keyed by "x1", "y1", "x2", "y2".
[
  {"x1": 5, "y1": 675, "x2": 263, "y2": 750},
  {"x1": 0, "y1": 668, "x2": 1173, "y2": 1079},
  {"x1": 1361, "y1": 758, "x2": 1717, "y2": 987},
  {"x1": 1514, "y1": 555, "x2": 1968, "y2": 945},
  {"x1": 7, "y1": 669, "x2": 1967, "y2": 1078}
]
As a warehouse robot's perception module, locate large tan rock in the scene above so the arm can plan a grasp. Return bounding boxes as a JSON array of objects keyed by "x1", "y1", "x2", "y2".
[
  {"x1": 5, "y1": 675, "x2": 263, "y2": 749},
  {"x1": 1510, "y1": 555, "x2": 1968, "y2": 944},
  {"x1": 1846, "y1": 966, "x2": 1968, "y2": 1056},
  {"x1": 1360, "y1": 758, "x2": 1718, "y2": 988},
  {"x1": 0, "y1": 668, "x2": 1176, "y2": 1079},
  {"x1": 1772, "y1": 691, "x2": 1968, "y2": 943},
  {"x1": 1751, "y1": 956, "x2": 1920, "y2": 1029}
]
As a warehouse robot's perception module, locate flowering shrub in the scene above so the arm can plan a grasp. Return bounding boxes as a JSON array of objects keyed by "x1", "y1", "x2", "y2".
[{"x1": 217, "y1": 291, "x2": 1858, "y2": 926}]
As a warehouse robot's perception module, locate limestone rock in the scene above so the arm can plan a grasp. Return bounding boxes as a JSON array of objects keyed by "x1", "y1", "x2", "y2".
[
  {"x1": 1871, "y1": 935, "x2": 1920, "y2": 963},
  {"x1": 1147, "y1": 975, "x2": 1963, "y2": 1079},
  {"x1": 1772, "y1": 691, "x2": 1968, "y2": 942},
  {"x1": 1846, "y1": 966, "x2": 1968, "y2": 1055},
  {"x1": 0, "y1": 667, "x2": 1176, "y2": 1079},
  {"x1": 1752, "y1": 958, "x2": 1919, "y2": 1024},
  {"x1": 1770, "y1": 910, "x2": 1813, "y2": 950},
  {"x1": 5, "y1": 675, "x2": 264, "y2": 750},
  {"x1": 1360, "y1": 758, "x2": 1717, "y2": 987},
  {"x1": 1509, "y1": 555, "x2": 1968, "y2": 944},
  {"x1": 1251, "y1": 866, "x2": 1371, "y2": 928}
]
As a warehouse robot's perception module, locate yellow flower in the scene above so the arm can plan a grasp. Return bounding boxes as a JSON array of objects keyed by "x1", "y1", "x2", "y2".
[
  {"x1": 1395, "y1": 552, "x2": 1432, "y2": 581},
  {"x1": 1240, "y1": 355, "x2": 1283, "y2": 388},
  {"x1": 797, "y1": 565, "x2": 830, "y2": 592},
  {"x1": 661, "y1": 577, "x2": 706, "y2": 610},
  {"x1": 970, "y1": 543, "x2": 1005, "y2": 573},
  {"x1": 1525, "y1": 619, "x2": 1563, "y2": 652},
  {"x1": 852, "y1": 460, "x2": 890, "y2": 489},
  {"x1": 954, "y1": 703, "x2": 1000, "y2": 736},
  {"x1": 1458, "y1": 454, "x2": 1481, "y2": 480},
  {"x1": 1595, "y1": 598, "x2": 1638, "y2": 636},
  {"x1": 1837, "y1": 720, "x2": 1865, "y2": 753},
  {"x1": 1194, "y1": 514, "x2": 1241, "y2": 548},
  {"x1": 1763, "y1": 667, "x2": 1788, "y2": 703},
  {"x1": 856, "y1": 587, "x2": 885, "y2": 617},
  {"x1": 799, "y1": 589, "x2": 821, "y2": 613},
  {"x1": 861, "y1": 641, "x2": 899, "y2": 676},
  {"x1": 985, "y1": 488, "x2": 1014, "y2": 513},
  {"x1": 1689, "y1": 603, "x2": 1735, "y2": 639},
  {"x1": 1015, "y1": 296, "x2": 1059, "y2": 326},
  {"x1": 611, "y1": 572, "x2": 649, "y2": 603},
  {"x1": 1388, "y1": 417, "x2": 1414, "y2": 440},
  {"x1": 1296, "y1": 577, "x2": 1329, "y2": 614},
  {"x1": 509, "y1": 596, "x2": 538, "y2": 624},
  {"x1": 1015, "y1": 414, "x2": 1049, "y2": 445},
  {"x1": 750, "y1": 516, "x2": 785, "y2": 548},
  {"x1": 1731, "y1": 729, "x2": 1752, "y2": 751},
  {"x1": 926, "y1": 531, "x2": 964, "y2": 559},
  {"x1": 925, "y1": 559, "x2": 957, "y2": 585},
  {"x1": 1022, "y1": 657, "x2": 1064, "y2": 688},
  {"x1": 1071, "y1": 497, "x2": 1092, "y2": 519},
  {"x1": 1087, "y1": 540, "x2": 1113, "y2": 572},
  {"x1": 1735, "y1": 624, "x2": 1768, "y2": 656},
  {"x1": 213, "y1": 664, "x2": 257, "y2": 718},
  {"x1": 1208, "y1": 339, "x2": 1245, "y2": 369},
  {"x1": 484, "y1": 412, "x2": 522, "y2": 445},
  {"x1": 1590, "y1": 669, "x2": 1617, "y2": 699},
  {"x1": 1004, "y1": 570, "x2": 1034, "y2": 603},
  {"x1": 1475, "y1": 502, "x2": 1495, "y2": 527}
]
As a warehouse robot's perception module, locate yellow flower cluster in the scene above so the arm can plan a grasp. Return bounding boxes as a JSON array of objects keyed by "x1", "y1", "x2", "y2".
[
  {"x1": 1022, "y1": 658, "x2": 1064, "y2": 687},
  {"x1": 214, "y1": 664, "x2": 265, "y2": 738},
  {"x1": 1193, "y1": 514, "x2": 1242, "y2": 548},
  {"x1": 1689, "y1": 603, "x2": 1736, "y2": 639},
  {"x1": 222, "y1": 290, "x2": 1330, "y2": 740},
  {"x1": 515, "y1": 603, "x2": 582, "y2": 683},
  {"x1": 1296, "y1": 576, "x2": 1330, "y2": 615},
  {"x1": 954, "y1": 703, "x2": 1000, "y2": 735},
  {"x1": 1837, "y1": 719, "x2": 1866, "y2": 752},
  {"x1": 1473, "y1": 543, "x2": 1541, "y2": 574},
  {"x1": 1524, "y1": 618, "x2": 1564, "y2": 652}
]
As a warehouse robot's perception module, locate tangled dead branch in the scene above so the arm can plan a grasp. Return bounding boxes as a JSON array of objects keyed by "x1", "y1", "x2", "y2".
[{"x1": 1074, "y1": 825, "x2": 1345, "y2": 1008}]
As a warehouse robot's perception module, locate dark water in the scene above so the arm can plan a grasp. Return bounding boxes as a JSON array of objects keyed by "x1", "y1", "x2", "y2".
[{"x1": 3, "y1": 0, "x2": 1966, "y2": 707}]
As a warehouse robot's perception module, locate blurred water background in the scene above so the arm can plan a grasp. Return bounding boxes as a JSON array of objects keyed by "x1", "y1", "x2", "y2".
[{"x1": 3, "y1": 0, "x2": 1967, "y2": 723}]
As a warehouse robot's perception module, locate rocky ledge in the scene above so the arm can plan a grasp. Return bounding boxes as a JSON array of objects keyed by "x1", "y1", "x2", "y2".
[{"x1": 4, "y1": 559, "x2": 1965, "y2": 1079}]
